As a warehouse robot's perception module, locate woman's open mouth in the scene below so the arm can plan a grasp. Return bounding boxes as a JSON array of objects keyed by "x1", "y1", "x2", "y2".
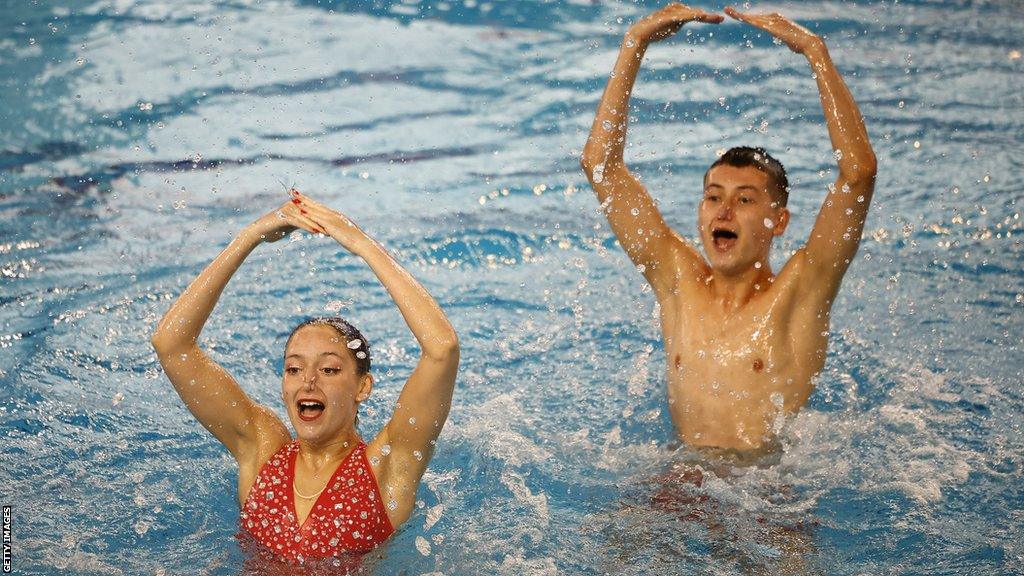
[
  {"x1": 297, "y1": 399, "x2": 325, "y2": 422},
  {"x1": 712, "y1": 228, "x2": 739, "y2": 251}
]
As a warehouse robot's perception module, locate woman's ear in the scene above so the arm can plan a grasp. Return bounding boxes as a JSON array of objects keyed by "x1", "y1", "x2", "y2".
[{"x1": 356, "y1": 373, "x2": 374, "y2": 402}]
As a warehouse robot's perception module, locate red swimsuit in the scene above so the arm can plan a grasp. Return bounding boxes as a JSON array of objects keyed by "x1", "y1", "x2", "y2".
[{"x1": 239, "y1": 441, "x2": 394, "y2": 562}]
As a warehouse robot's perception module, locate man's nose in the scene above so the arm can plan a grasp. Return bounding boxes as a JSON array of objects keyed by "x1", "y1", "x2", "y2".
[{"x1": 716, "y1": 203, "x2": 734, "y2": 219}]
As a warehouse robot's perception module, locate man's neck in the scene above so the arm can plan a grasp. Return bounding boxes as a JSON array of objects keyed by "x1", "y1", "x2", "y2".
[{"x1": 708, "y1": 265, "x2": 775, "y2": 312}]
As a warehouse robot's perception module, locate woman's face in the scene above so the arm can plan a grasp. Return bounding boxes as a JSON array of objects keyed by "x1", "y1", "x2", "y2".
[{"x1": 282, "y1": 324, "x2": 371, "y2": 444}]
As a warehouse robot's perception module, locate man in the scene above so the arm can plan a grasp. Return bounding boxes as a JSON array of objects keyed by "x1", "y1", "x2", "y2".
[{"x1": 581, "y1": 4, "x2": 877, "y2": 451}]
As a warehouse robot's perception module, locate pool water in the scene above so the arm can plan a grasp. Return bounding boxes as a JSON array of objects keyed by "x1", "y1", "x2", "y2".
[{"x1": 1, "y1": 0, "x2": 1022, "y2": 574}]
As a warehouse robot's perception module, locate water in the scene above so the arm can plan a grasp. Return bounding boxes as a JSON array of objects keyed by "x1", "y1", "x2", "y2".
[{"x1": 1, "y1": 0, "x2": 1022, "y2": 574}]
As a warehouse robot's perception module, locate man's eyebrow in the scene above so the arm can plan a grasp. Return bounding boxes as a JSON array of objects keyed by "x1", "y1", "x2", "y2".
[{"x1": 703, "y1": 183, "x2": 763, "y2": 192}]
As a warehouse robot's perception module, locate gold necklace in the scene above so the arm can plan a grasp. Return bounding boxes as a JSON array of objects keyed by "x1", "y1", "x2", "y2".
[
  {"x1": 293, "y1": 481, "x2": 327, "y2": 500},
  {"x1": 293, "y1": 439, "x2": 354, "y2": 499}
]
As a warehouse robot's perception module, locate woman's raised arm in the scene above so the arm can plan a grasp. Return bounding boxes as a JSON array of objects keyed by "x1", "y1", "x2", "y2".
[
  {"x1": 292, "y1": 191, "x2": 459, "y2": 524},
  {"x1": 151, "y1": 201, "x2": 321, "y2": 461}
]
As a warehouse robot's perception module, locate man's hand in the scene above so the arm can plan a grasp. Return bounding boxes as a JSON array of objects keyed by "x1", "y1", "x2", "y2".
[
  {"x1": 629, "y1": 3, "x2": 723, "y2": 44},
  {"x1": 725, "y1": 6, "x2": 823, "y2": 54}
]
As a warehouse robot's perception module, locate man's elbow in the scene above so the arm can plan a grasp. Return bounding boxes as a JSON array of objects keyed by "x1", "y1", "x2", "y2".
[
  {"x1": 842, "y1": 153, "x2": 877, "y2": 188},
  {"x1": 580, "y1": 148, "x2": 600, "y2": 175}
]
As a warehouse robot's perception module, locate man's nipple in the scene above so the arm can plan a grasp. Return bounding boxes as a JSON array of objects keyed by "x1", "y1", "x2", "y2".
[
  {"x1": 674, "y1": 354, "x2": 682, "y2": 371},
  {"x1": 752, "y1": 358, "x2": 764, "y2": 372}
]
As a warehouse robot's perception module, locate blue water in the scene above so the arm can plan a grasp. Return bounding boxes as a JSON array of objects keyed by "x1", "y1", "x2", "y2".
[{"x1": 1, "y1": 0, "x2": 1022, "y2": 574}]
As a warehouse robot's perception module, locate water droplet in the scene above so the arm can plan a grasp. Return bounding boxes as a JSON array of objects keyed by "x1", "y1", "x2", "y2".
[
  {"x1": 138, "y1": 102, "x2": 153, "y2": 111},
  {"x1": 601, "y1": 119, "x2": 613, "y2": 130},
  {"x1": 112, "y1": 392, "x2": 125, "y2": 406},
  {"x1": 347, "y1": 339, "x2": 362, "y2": 350},
  {"x1": 754, "y1": 261, "x2": 762, "y2": 269},
  {"x1": 413, "y1": 450, "x2": 423, "y2": 461},
  {"x1": 592, "y1": 163, "x2": 605, "y2": 183},
  {"x1": 913, "y1": 141, "x2": 921, "y2": 149},
  {"x1": 630, "y1": 208, "x2": 639, "y2": 216},
  {"x1": 833, "y1": 149, "x2": 843, "y2": 161},
  {"x1": 359, "y1": 172, "x2": 369, "y2": 179},
  {"x1": 415, "y1": 535, "x2": 431, "y2": 556},
  {"x1": 763, "y1": 218, "x2": 774, "y2": 228},
  {"x1": 356, "y1": 351, "x2": 366, "y2": 359}
]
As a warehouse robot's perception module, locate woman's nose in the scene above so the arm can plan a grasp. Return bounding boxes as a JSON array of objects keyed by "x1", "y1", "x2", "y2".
[{"x1": 303, "y1": 372, "x2": 317, "y2": 387}]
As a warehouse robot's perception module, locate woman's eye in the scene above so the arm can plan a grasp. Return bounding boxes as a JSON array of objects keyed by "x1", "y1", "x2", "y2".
[
  {"x1": 321, "y1": 367, "x2": 341, "y2": 375},
  {"x1": 704, "y1": 195, "x2": 718, "y2": 202}
]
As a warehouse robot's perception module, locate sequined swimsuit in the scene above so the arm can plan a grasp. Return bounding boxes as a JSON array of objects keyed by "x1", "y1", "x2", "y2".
[{"x1": 239, "y1": 441, "x2": 394, "y2": 562}]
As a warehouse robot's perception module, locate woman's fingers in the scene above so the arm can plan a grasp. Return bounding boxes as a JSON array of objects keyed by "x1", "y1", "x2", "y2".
[
  {"x1": 289, "y1": 190, "x2": 357, "y2": 233},
  {"x1": 280, "y1": 201, "x2": 327, "y2": 235}
]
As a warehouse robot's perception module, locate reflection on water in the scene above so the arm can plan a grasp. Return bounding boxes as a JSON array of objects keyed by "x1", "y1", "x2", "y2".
[{"x1": 1, "y1": 0, "x2": 1022, "y2": 574}]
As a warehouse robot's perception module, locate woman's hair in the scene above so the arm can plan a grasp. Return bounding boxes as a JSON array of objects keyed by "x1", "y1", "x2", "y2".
[{"x1": 285, "y1": 317, "x2": 372, "y2": 374}]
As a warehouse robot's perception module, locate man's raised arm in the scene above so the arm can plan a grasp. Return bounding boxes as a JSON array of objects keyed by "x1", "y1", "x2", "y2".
[
  {"x1": 727, "y1": 7, "x2": 878, "y2": 300},
  {"x1": 581, "y1": 4, "x2": 723, "y2": 295}
]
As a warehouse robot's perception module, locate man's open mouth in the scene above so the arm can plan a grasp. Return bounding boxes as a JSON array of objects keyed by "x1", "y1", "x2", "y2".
[
  {"x1": 297, "y1": 399, "x2": 325, "y2": 421},
  {"x1": 712, "y1": 228, "x2": 738, "y2": 251}
]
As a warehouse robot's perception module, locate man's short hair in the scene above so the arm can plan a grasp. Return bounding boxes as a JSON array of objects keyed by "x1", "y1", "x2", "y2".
[{"x1": 707, "y1": 147, "x2": 789, "y2": 207}]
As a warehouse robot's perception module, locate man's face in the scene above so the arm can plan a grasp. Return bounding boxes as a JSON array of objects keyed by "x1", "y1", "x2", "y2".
[{"x1": 698, "y1": 164, "x2": 789, "y2": 276}]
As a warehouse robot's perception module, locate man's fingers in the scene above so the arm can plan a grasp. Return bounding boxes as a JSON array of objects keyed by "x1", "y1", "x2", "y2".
[
  {"x1": 724, "y1": 6, "x2": 747, "y2": 21},
  {"x1": 725, "y1": 7, "x2": 769, "y2": 27},
  {"x1": 694, "y1": 12, "x2": 724, "y2": 24}
]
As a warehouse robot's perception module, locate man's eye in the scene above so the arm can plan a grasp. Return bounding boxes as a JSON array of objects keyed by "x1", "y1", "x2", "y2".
[
  {"x1": 740, "y1": 197, "x2": 753, "y2": 204},
  {"x1": 285, "y1": 367, "x2": 301, "y2": 375}
]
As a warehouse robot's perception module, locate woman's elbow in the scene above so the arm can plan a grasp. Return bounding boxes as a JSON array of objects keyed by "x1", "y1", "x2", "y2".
[{"x1": 425, "y1": 333, "x2": 460, "y2": 363}]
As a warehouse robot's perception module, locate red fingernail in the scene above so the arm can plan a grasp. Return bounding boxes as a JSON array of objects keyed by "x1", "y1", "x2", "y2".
[
  {"x1": 300, "y1": 209, "x2": 308, "y2": 214},
  {"x1": 291, "y1": 198, "x2": 301, "y2": 205}
]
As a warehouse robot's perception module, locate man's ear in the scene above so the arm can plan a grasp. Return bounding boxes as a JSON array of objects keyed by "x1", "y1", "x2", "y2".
[
  {"x1": 773, "y1": 207, "x2": 790, "y2": 237},
  {"x1": 356, "y1": 373, "x2": 374, "y2": 402}
]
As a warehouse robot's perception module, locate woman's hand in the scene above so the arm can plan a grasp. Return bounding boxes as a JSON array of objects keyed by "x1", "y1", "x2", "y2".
[
  {"x1": 286, "y1": 189, "x2": 368, "y2": 250},
  {"x1": 628, "y1": 3, "x2": 723, "y2": 44},
  {"x1": 725, "y1": 6, "x2": 823, "y2": 55},
  {"x1": 246, "y1": 193, "x2": 326, "y2": 243}
]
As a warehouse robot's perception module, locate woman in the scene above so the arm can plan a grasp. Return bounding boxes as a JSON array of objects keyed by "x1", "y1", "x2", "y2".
[{"x1": 151, "y1": 189, "x2": 459, "y2": 563}]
